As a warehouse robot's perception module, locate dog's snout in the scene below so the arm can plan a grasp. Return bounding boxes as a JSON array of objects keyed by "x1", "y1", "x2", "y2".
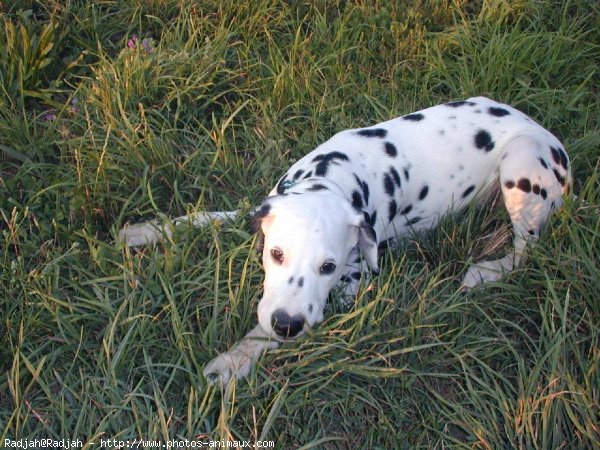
[{"x1": 271, "y1": 309, "x2": 305, "y2": 338}]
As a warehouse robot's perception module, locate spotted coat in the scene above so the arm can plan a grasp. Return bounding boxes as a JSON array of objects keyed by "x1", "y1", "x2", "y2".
[
  {"x1": 119, "y1": 96, "x2": 573, "y2": 385},
  {"x1": 272, "y1": 96, "x2": 571, "y2": 248}
]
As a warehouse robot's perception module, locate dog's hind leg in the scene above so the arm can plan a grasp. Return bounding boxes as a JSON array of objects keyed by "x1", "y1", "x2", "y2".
[
  {"x1": 118, "y1": 210, "x2": 239, "y2": 247},
  {"x1": 462, "y1": 134, "x2": 571, "y2": 289}
]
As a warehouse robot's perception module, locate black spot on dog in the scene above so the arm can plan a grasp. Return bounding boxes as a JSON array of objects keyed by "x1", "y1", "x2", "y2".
[
  {"x1": 383, "y1": 174, "x2": 395, "y2": 196},
  {"x1": 276, "y1": 177, "x2": 288, "y2": 195},
  {"x1": 388, "y1": 200, "x2": 397, "y2": 222},
  {"x1": 474, "y1": 130, "x2": 495, "y2": 152},
  {"x1": 403, "y1": 168, "x2": 410, "y2": 181},
  {"x1": 384, "y1": 142, "x2": 398, "y2": 157},
  {"x1": 363, "y1": 211, "x2": 377, "y2": 227},
  {"x1": 352, "y1": 190, "x2": 363, "y2": 211},
  {"x1": 407, "y1": 216, "x2": 421, "y2": 226},
  {"x1": 517, "y1": 178, "x2": 532, "y2": 193},
  {"x1": 303, "y1": 171, "x2": 313, "y2": 179},
  {"x1": 488, "y1": 107, "x2": 510, "y2": 117},
  {"x1": 553, "y1": 168, "x2": 565, "y2": 186},
  {"x1": 462, "y1": 185, "x2": 476, "y2": 198},
  {"x1": 558, "y1": 148, "x2": 569, "y2": 170},
  {"x1": 552, "y1": 146, "x2": 569, "y2": 170},
  {"x1": 308, "y1": 183, "x2": 328, "y2": 192},
  {"x1": 357, "y1": 128, "x2": 387, "y2": 138},
  {"x1": 298, "y1": 277, "x2": 304, "y2": 288},
  {"x1": 419, "y1": 185, "x2": 429, "y2": 200},
  {"x1": 550, "y1": 147, "x2": 561, "y2": 165},
  {"x1": 312, "y1": 152, "x2": 350, "y2": 177},
  {"x1": 390, "y1": 167, "x2": 401, "y2": 187},
  {"x1": 351, "y1": 271, "x2": 361, "y2": 281},
  {"x1": 288, "y1": 276, "x2": 294, "y2": 284},
  {"x1": 354, "y1": 174, "x2": 370, "y2": 205},
  {"x1": 539, "y1": 158, "x2": 548, "y2": 169},
  {"x1": 540, "y1": 188, "x2": 547, "y2": 199},
  {"x1": 308, "y1": 304, "x2": 313, "y2": 312},
  {"x1": 532, "y1": 184, "x2": 541, "y2": 195},
  {"x1": 403, "y1": 113, "x2": 424, "y2": 121},
  {"x1": 293, "y1": 169, "x2": 304, "y2": 180},
  {"x1": 340, "y1": 275, "x2": 352, "y2": 283},
  {"x1": 528, "y1": 229, "x2": 535, "y2": 236},
  {"x1": 505, "y1": 180, "x2": 516, "y2": 189},
  {"x1": 446, "y1": 100, "x2": 476, "y2": 108},
  {"x1": 401, "y1": 204, "x2": 413, "y2": 215}
]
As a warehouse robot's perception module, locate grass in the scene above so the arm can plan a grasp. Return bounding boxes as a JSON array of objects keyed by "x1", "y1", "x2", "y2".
[{"x1": 0, "y1": 0, "x2": 598, "y2": 448}]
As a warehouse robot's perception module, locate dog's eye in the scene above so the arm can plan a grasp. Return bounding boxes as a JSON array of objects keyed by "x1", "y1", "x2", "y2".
[
  {"x1": 319, "y1": 261, "x2": 336, "y2": 274},
  {"x1": 270, "y1": 247, "x2": 284, "y2": 264}
]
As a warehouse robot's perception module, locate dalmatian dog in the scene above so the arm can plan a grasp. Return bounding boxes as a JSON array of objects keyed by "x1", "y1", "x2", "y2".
[{"x1": 119, "y1": 97, "x2": 572, "y2": 384}]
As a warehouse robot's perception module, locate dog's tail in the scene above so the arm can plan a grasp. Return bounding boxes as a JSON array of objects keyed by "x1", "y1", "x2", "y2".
[{"x1": 118, "y1": 210, "x2": 239, "y2": 247}]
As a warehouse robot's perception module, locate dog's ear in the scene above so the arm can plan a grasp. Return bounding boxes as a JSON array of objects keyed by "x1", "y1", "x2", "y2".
[
  {"x1": 345, "y1": 206, "x2": 379, "y2": 273},
  {"x1": 357, "y1": 220, "x2": 379, "y2": 273},
  {"x1": 250, "y1": 201, "x2": 274, "y2": 251},
  {"x1": 250, "y1": 201, "x2": 273, "y2": 233}
]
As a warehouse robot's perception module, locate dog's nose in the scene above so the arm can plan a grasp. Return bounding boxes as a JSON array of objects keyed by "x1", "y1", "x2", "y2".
[{"x1": 271, "y1": 309, "x2": 305, "y2": 338}]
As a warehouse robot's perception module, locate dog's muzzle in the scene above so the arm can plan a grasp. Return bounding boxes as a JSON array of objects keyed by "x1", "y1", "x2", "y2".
[{"x1": 271, "y1": 309, "x2": 305, "y2": 338}]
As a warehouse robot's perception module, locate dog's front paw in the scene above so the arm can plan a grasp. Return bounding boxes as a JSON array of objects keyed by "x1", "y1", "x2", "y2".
[
  {"x1": 203, "y1": 349, "x2": 253, "y2": 385},
  {"x1": 118, "y1": 220, "x2": 165, "y2": 247},
  {"x1": 461, "y1": 260, "x2": 505, "y2": 290},
  {"x1": 203, "y1": 325, "x2": 279, "y2": 385}
]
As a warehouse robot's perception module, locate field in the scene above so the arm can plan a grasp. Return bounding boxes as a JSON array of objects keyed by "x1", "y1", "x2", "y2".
[{"x1": 1, "y1": 0, "x2": 599, "y2": 448}]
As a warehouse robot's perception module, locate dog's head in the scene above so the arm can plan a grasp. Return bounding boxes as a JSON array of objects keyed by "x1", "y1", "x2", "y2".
[{"x1": 251, "y1": 192, "x2": 378, "y2": 339}]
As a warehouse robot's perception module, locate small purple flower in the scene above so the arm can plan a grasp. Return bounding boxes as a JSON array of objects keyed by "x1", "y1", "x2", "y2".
[
  {"x1": 69, "y1": 97, "x2": 80, "y2": 114},
  {"x1": 126, "y1": 34, "x2": 155, "y2": 54},
  {"x1": 127, "y1": 34, "x2": 138, "y2": 50},
  {"x1": 141, "y1": 38, "x2": 155, "y2": 54},
  {"x1": 43, "y1": 112, "x2": 57, "y2": 122}
]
